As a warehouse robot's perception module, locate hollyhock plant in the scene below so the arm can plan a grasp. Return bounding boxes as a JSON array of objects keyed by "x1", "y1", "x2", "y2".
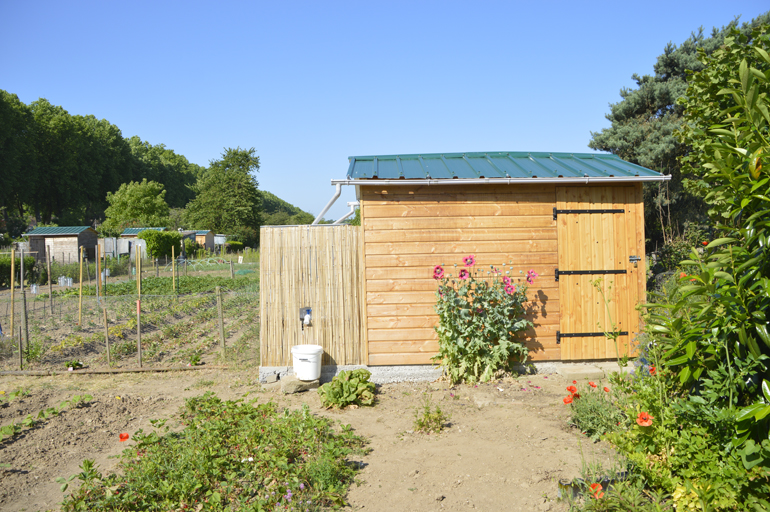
[{"x1": 433, "y1": 256, "x2": 537, "y2": 384}]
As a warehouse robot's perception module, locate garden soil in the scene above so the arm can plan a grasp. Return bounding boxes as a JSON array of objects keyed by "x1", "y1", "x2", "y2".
[{"x1": 0, "y1": 369, "x2": 616, "y2": 511}]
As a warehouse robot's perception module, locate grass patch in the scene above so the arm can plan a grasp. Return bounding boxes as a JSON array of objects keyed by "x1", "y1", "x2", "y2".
[{"x1": 60, "y1": 392, "x2": 367, "y2": 511}]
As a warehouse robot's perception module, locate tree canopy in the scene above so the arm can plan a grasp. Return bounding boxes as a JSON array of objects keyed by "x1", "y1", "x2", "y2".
[
  {"x1": 100, "y1": 179, "x2": 171, "y2": 236},
  {"x1": 588, "y1": 11, "x2": 770, "y2": 249},
  {"x1": 183, "y1": 148, "x2": 262, "y2": 245}
]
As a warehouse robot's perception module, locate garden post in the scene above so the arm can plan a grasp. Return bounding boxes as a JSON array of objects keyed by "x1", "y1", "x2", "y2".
[
  {"x1": 103, "y1": 307, "x2": 110, "y2": 366},
  {"x1": 18, "y1": 325, "x2": 23, "y2": 370},
  {"x1": 136, "y1": 299, "x2": 142, "y2": 368},
  {"x1": 216, "y1": 285, "x2": 225, "y2": 355},
  {"x1": 10, "y1": 248, "x2": 14, "y2": 344},
  {"x1": 47, "y1": 251, "x2": 53, "y2": 314},
  {"x1": 20, "y1": 247, "x2": 28, "y2": 354},
  {"x1": 95, "y1": 246, "x2": 101, "y2": 307},
  {"x1": 229, "y1": 260, "x2": 234, "y2": 279},
  {"x1": 172, "y1": 246, "x2": 176, "y2": 295},
  {"x1": 78, "y1": 247, "x2": 83, "y2": 325}
]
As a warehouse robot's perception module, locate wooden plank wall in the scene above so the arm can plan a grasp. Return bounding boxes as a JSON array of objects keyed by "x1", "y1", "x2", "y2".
[
  {"x1": 259, "y1": 225, "x2": 366, "y2": 367},
  {"x1": 360, "y1": 184, "x2": 560, "y2": 365}
]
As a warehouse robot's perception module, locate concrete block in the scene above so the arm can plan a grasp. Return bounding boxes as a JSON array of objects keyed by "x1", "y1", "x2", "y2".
[
  {"x1": 556, "y1": 365, "x2": 606, "y2": 382},
  {"x1": 281, "y1": 375, "x2": 320, "y2": 394}
]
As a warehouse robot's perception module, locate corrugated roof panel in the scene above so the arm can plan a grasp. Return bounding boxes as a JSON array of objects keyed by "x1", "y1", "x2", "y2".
[
  {"x1": 25, "y1": 226, "x2": 92, "y2": 236},
  {"x1": 346, "y1": 151, "x2": 666, "y2": 181},
  {"x1": 120, "y1": 227, "x2": 166, "y2": 236}
]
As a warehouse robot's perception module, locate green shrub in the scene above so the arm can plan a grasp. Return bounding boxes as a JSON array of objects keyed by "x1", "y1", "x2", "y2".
[
  {"x1": 433, "y1": 257, "x2": 537, "y2": 384},
  {"x1": 138, "y1": 230, "x2": 181, "y2": 259},
  {"x1": 565, "y1": 381, "x2": 625, "y2": 442},
  {"x1": 413, "y1": 395, "x2": 450, "y2": 434},
  {"x1": 655, "y1": 222, "x2": 708, "y2": 273},
  {"x1": 0, "y1": 255, "x2": 36, "y2": 287},
  {"x1": 59, "y1": 392, "x2": 368, "y2": 510},
  {"x1": 183, "y1": 238, "x2": 200, "y2": 256},
  {"x1": 227, "y1": 240, "x2": 244, "y2": 252},
  {"x1": 317, "y1": 369, "x2": 376, "y2": 409}
]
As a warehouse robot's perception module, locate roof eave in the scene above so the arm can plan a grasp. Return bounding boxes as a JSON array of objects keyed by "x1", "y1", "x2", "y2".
[{"x1": 332, "y1": 175, "x2": 670, "y2": 186}]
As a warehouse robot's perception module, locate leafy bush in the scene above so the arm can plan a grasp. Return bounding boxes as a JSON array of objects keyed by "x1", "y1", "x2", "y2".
[
  {"x1": 227, "y1": 240, "x2": 244, "y2": 252},
  {"x1": 654, "y1": 222, "x2": 708, "y2": 272},
  {"x1": 433, "y1": 256, "x2": 537, "y2": 384},
  {"x1": 60, "y1": 392, "x2": 368, "y2": 510},
  {"x1": 413, "y1": 395, "x2": 450, "y2": 434},
  {"x1": 0, "y1": 255, "x2": 36, "y2": 287},
  {"x1": 564, "y1": 381, "x2": 625, "y2": 442},
  {"x1": 183, "y1": 238, "x2": 200, "y2": 256},
  {"x1": 317, "y1": 369, "x2": 376, "y2": 409},
  {"x1": 137, "y1": 230, "x2": 181, "y2": 259}
]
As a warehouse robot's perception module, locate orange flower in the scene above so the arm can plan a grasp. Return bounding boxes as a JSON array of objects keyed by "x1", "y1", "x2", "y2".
[
  {"x1": 649, "y1": 365, "x2": 656, "y2": 376},
  {"x1": 603, "y1": 387, "x2": 610, "y2": 393},
  {"x1": 589, "y1": 483, "x2": 604, "y2": 499},
  {"x1": 679, "y1": 272, "x2": 687, "y2": 279},
  {"x1": 566, "y1": 385, "x2": 577, "y2": 394},
  {"x1": 589, "y1": 382, "x2": 597, "y2": 388},
  {"x1": 563, "y1": 395, "x2": 573, "y2": 404},
  {"x1": 636, "y1": 412, "x2": 654, "y2": 427},
  {"x1": 572, "y1": 380, "x2": 577, "y2": 385},
  {"x1": 119, "y1": 433, "x2": 129, "y2": 442}
]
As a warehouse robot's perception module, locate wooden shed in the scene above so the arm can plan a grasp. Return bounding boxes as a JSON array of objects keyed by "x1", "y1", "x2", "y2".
[
  {"x1": 260, "y1": 151, "x2": 669, "y2": 367},
  {"x1": 195, "y1": 230, "x2": 215, "y2": 251},
  {"x1": 25, "y1": 226, "x2": 98, "y2": 263}
]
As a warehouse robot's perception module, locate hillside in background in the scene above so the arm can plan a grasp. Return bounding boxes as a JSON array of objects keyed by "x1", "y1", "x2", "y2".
[{"x1": 260, "y1": 190, "x2": 315, "y2": 225}]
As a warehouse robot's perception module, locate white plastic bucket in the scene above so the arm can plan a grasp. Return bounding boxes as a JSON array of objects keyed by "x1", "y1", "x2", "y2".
[{"x1": 291, "y1": 344, "x2": 324, "y2": 381}]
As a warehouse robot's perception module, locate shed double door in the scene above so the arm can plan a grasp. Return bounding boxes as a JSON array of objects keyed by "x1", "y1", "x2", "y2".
[{"x1": 556, "y1": 186, "x2": 643, "y2": 360}]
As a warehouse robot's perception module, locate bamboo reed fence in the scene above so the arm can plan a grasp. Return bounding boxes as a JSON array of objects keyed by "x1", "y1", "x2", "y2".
[{"x1": 259, "y1": 225, "x2": 365, "y2": 367}]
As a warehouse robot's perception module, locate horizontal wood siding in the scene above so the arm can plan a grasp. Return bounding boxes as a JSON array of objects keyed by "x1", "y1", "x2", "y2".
[{"x1": 361, "y1": 184, "x2": 559, "y2": 365}]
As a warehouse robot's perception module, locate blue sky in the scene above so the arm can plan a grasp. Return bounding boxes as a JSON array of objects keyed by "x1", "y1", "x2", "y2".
[{"x1": 1, "y1": 1, "x2": 768, "y2": 219}]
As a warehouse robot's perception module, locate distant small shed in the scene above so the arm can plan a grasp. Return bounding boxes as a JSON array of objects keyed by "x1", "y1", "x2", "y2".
[
  {"x1": 25, "y1": 226, "x2": 98, "y2": 263},
  {"x1": 214, "y1": 234, "x2": 228, "y2": 246},
  {"x1": 195, "y1": 230, "x2": 215, "y2": 250},
  {"x1": 261, "y1": 151, "x2": 671, "y2": 367},
  {"x1": 120, "y1": 227, "x2": 167, "y2": 238}
]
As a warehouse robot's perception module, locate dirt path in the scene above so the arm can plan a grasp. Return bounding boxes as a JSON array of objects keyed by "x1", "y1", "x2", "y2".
[{"x1": 0, "y1": 369, "x2": 614, "y2": 511}]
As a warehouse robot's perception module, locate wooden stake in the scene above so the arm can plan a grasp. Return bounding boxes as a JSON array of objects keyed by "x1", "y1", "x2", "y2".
[
  {"x1": 216, "y1": 286, "x2": 225, "y2": 356},
  {"x1": 229, "y1": 260, "x2": 234, "y2": 279},
  {"x1": 172, "y1": 246, "x2": 176, "y2": 294},
  {"x1": 136, "y1": 299, "x2": 142, "y2": 367},
  {"x1": 103, "y1": 308, "x2": 111, "y2": 366},
  {"x1": 18, "y1": 325, "x2": 23, "y2": 370},
  {"x1": 95, "y1": 245, "x2": 101, "y2": 306},
  {"x1": 47, "y1": 250, "x2": 53, "y2": 314},
  {"x1": 20, "y1": 248, "x2": 28, "y2": 352},
  {"x1": 10, "y1": 248, "x2": 14, "y2": 344},
  {"x1": 78, "y1": 247, "x2": 83, "y2": 326},
  {"x1": 136, "y1": 245, "x2": 141, "y2": 298}
]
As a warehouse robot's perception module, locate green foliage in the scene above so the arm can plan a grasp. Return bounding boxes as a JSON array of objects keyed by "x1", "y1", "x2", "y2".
[
  {"x1": 588, "y1": 12, "x2": 770, "y2": 248},
  {"x1": 226, "y1": 241, "x2": 244, "y2": 252},
  {"x1": 433, "y1": 259, "x2": 535, "y2": 384},
  {"x1": 654, "y1": 222, "x2": 708, "y2": 273},
  {"x1": 260, "y1": 190, "x2": 315, "y2": 225},
  {"x1": 184, "y1": 147, "x2": 262, "y2": 245},
  {"x1": 0, "y1": 255, "x2": 36, "y2": 287},
  {"x1": 317, "y1": 369, "x2": 376, "y2": 409},
  {"x1": 413, "y1": 395, "x2": 450, "y2": 434},
  {"x1": 57, "y1": 275, "x2": 254, "y2": 297},
  {"x1": 566, "y1": 382, "x2": 625, "y2": 442},
  {"x1": 138, "y1": 230, "x2": 182, "y2": 259},
  {"x1": 100, "y1": 179, "x2": 170, "y2": 236},
  {"x1": 183, "y1": 237, "x2": 200, "y2": 256},
  {"x1": 59, "y1": 393, "x2": 367, "y2": 510}
]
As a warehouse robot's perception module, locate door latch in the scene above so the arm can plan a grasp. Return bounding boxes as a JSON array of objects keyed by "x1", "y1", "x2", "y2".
[{"x1": 629, "y1": 255, "x2": 641, "y2": 268}]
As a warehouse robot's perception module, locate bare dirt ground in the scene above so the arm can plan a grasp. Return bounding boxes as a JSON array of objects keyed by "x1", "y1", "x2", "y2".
[{"x1": 0, "y1": 369, "x2": 615, "y2": 512}]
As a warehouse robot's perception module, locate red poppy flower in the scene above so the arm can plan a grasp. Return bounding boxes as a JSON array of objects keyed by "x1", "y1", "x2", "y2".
[
  {"x1": 566, "y1": 385, "x2": 577, "y2": 394},
  {"x1": 458, "y1": 269, "x2": 469, "y2": 280},
  {"x1": 563, "y1": 395, "x2": 573, "y2": 404},
  {"x1": 119, "y1": 433, "x2": 129, "y2": 442},
  {"x1": 589, "y1": 382, "x2": 597, "y2": 388},
  {"x1": 603, "y1": 387, "x2": 610, "y2": 393},
  {"x1": 572, "y1": 380, "x2": 577, "y2": 385},
  {"x1": 636, "y1": 412, "x2": 654, "y2": 427},
  {"x1": 649, "y1": 365, "x2": 656, "y2": 376},
  {"x1": 572, "y1": 393, "x2": 581, "y2": 399},
  {"x1": 702, "y1": 241, "x2": 708, "y2": 246},
  {"x1": 463, "y1": 255, "x2": 476, "y2": 267},
  {"x1": 589, "y1": 483, "x2": 604, "y2": 499},
  {"x1": 679, "y1": 272, "x2": 687, "y2": 279}
]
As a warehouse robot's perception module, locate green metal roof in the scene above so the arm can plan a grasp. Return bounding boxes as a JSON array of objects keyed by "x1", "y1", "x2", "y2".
[
  {"x1": 25, "y1": 226, "x2": 93, "y2": 236},
  {"x1": 120, "y1": 227, "x2": 166, "y2": 236},
  {"x1": 195, "y1": 230, "x2": 212, "y2": 235},
  {"x1": 346, "y1": 151, "x2": 664, "y2": 180}
]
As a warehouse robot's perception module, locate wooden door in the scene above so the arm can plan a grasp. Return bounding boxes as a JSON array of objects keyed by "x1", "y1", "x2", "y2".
[{"x1": 556, "y1": 186, "x2": 644, "y2": 360}]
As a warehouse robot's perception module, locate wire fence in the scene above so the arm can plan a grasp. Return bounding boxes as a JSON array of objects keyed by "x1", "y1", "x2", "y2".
[{"x1": 0, "y1": 288, "x2": 260, "y2": 372}]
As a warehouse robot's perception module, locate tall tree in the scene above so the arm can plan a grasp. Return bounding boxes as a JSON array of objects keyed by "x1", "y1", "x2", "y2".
[
  {"x1": 588, "y1": 12, "x2": 770, "y2": 249},
  {"x1": 100, "y1": 179, "x2": 171, "y2": 236},
  {"x1": 184, "y1": 147, "x2": 261, "y2": 244},
  {"x1": 0, "y1": 91, "x2": 36, "y2": 233}
]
